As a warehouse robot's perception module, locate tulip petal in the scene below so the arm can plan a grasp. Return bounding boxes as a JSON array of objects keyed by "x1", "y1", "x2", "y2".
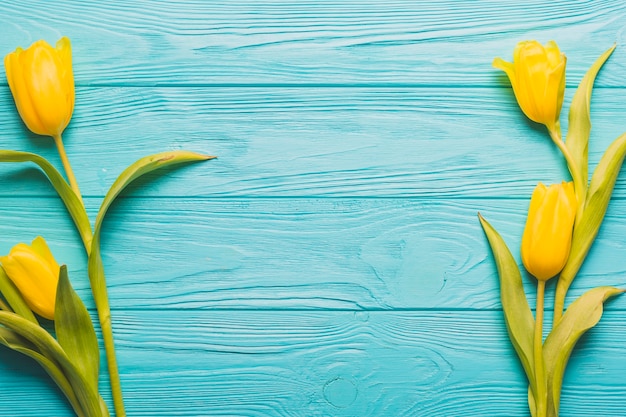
[
  {"x1": 23, "y1": 42, "x2": 70, "y2": 136},
  {"x1": 31, "y1": 236, "x2": 61, "y2": 272},
  {"x1": 521, "y1": 182, "x2": 576, "y2": 281},
  {"x1": 4, "y1": 49, "x2": 47, "y2": 135},
  {"x1": 4, "y1": 247, "x2": 58, "y2": 319},
  {"x1": 3, "y1": 37, "x2": 75, "y2": 137},
  {"x1": 55, "y1": 37, "x2": 75, "y2": 130},
  {"x1": 494, "y1": 40, "x2": 566, "y2": 130}
]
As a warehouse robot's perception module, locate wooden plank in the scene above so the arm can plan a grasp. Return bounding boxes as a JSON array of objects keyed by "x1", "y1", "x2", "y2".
[
  {"x1": 1, "y1": 1, "x2": 625, "y2": 86},
  {"x1": 0, "y1": 196, "x2": 623, "y2": 311},
  {"x1": 1, "y1": 87, "x2": 626, "y2": 198},
  {"x1": 0, "y1": 310, "x2": 624, "y2": 416}
]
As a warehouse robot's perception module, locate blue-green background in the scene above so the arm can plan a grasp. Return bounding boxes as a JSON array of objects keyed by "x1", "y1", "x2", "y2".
[{"x1": 1, "y1": 1, "x2": 626, "y2": 415}]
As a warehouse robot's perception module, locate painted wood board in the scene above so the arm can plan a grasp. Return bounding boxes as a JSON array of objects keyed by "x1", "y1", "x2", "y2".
[
  {"x1": 1, "y1": 1, "x2": 625, "y2": 86},
  {"x1": 0, "y1": 197, "x2": 624, "y2": 312},
  {"x1": 0, "y1": 310, "x2": 625, "y2": 416},
  {"x1": 0, "y1": 0, "x2": 626, "y2": 416},
  {"x1": 0, "y1": 87, "x2": 626, "y2": 199}
]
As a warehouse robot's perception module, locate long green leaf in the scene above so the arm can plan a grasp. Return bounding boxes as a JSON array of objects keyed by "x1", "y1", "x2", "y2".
[
  {"x1": 0, "y1": 266, "x2": 38, "y2": 324},
  {"x1": 544, "y1": 286, "x2": 623, "y2": 416},
  {"x1": 0, "y1": 327, "x2": 84, "y2": 416},
  {"x1": 89, "y1": 151, "x2": 214, "y2": 300},
  {"x1": 478, "y1": 214, "x2": 536, "y2": 392},
  {"x1": 55, "y1": 265, "x2": 100, "y2": 394},
  {"x1": 0, "y1": 150, "x2": 93, "y2": 251},
  {"x1": 0, "y1": 311, "x2": 105, "y2": 416},
  {"x1": 565, "y1": 44, "x2": 615, "y2": 199},
  {"x1": 555, "y1": 132, "x2": 626, "y2": 319},
  {"x1": 87, "y1": 150, "x2": 213, "y2": 416}
]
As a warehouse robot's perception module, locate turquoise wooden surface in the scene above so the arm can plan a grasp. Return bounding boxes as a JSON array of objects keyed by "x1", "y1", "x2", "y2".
[{"x1": 1, "y1": 1, "x2": 626, "y2": 416}]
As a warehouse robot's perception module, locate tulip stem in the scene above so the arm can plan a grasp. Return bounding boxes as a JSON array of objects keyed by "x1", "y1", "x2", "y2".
[
  {"x1": 96, "y1": 290, "x2": 125, "y2": 417},
  {"x1": 548, "y1": 128, "x2": 585, "y2": 227},
  {"x1": 53, "y1": 134, "x2": 84, "y2": 206},
  {"x1": 534, "y1": 280, "x2": 547, "y2": 417}
]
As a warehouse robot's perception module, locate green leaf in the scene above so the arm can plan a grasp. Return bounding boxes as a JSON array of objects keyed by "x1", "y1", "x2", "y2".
[
  {"x1": 0, "y1": 327, "x2": 85, "y2": 416},
  {"x1": 0, "y1": 311, "x2": 105, "y2": 416},
  {"x1": 555, "y1": 132, "x2": 626, "y2": 317},
  {"x1": 88, "y1": 151, "x2": 214, "y2": 303},
  {"x1": 87, "y1": 150, "x2": 213, "y2": 416},
  {"x1": 55, "y1": 265, "x2": 100, "y2": 394},
  {"x1": 544, "y1": 286, "x2": 623, "y2": 416},
  {"x1": 0, "y1": 266, "x2": 38, "y2": 324},
  {"x1": 478, "y1": 214, "x2": 536, "y2": 391},
  {"x1": 528, "y1": 387, "x2": 537, "y2": 417},
  {"x1": 0, "y1": 150, "x2": 93, "y2": 251},
  {"x1": 565, "y1": 44, "x2": 615, "y2": 199}
]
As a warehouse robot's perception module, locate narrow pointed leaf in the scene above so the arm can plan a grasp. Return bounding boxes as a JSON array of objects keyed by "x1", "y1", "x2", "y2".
[
  {"x1": 89, "y1": 151, "x2": 214, "y2": 303},
  {"x1": 556, "y1": 132, "x2": 626, "y2": 310},
  {"x1": 544, "y1": 286, "x2": 623, "y2": 415},
  {"x1": 87, "y1": 150, "x2": 213, "y2": 415},
  {"x1": 565, "y1": 44, "x2": 615, "y2": 198},
  {"x1": 55, "y1": 265, "x2": 100, "y2": 393},
  {"x1": 0, "y1": 311, "x2": 104, "y2": 417},
  {"x1": 478, "y1": 214, "x2": 536, "y2": 389},
  {"x1": 0, "y1": 327, "x2": 85, "y2": 416},
  {"x1": 528, "y1": 387, "x2": 537, "y2": 417},
  {"x1": 0, "y1": 150, "x2": 93, "y2": 251},
  {"x1": 0, "y1": 267, "x2": 38, "y2": 324}
]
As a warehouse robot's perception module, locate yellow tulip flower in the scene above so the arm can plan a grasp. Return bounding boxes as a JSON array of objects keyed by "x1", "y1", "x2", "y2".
[
  {"x1": 493, "y1": 40, "x2": 566, "y2": 132},
  {"x1": 521, "y1": 182, "x2": 577, "y2": 281},
  {"x1": 0, "y1": 237, "x2": 61, "y2": 320},
  {"x1": 4, "y1": 37, "x2": 75, "y2": 137}
]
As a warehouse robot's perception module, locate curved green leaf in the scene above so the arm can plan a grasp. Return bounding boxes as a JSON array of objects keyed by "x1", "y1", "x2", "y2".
[
  {"x1": 0, "y1": 311, "x2": 105, "y2": 416},
  {"x1": 87, "y1": 150, "x2": 213, "y2": 416},
  {"x1": 55, "y1": 265, "x2": 100, "y2": 394},
  {"x1": 565, "y1": 44, "x2": 615, "y2": 199},
  {"x1": 0, "y1": 327, "x2": 84, "y2": 416},
  {"x1": 528, "y1": 386, "x2": 537, "y2": 417},
  {"x1": 478, "y1": 214, "x2": 536, "y2": 392},
  {"x1": 555, "y1": 132, "x2": 626, "y2": 319},
  {"x1": 0, "y1": 266, "x2": 38, "y2": 324},
  {"x1": 544, "y1": 286, "x2": 623, "y2": 416},
  {"x1": 89, "y1": 151, "x2": 214, "y2": 300},
  {"x1": 0, "y1": 150, "x2": 93, "y2": 251}
]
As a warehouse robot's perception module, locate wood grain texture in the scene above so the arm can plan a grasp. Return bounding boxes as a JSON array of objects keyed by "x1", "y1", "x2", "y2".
[
  {"x1": 1, "y1": 0, "x2": 626, "y2": 86},
  {"x1": 0, "y1": 310, "x2": 625, "y2": 416},
  {"x1": 2, "y1": 1, "x2": 626, "y2": 416},
  {"x1": 0, "y1": 196, "x2": 623, "y2": 312},
  {"x1": 1, "y1": 86, "x2": 626, "y2": 199}
]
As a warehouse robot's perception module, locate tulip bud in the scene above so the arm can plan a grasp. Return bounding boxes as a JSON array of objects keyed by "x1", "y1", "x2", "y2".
[
  {"x1": 521, "y1": 182, "x2": 577, "y2": 281},
  {"x1": 0, "y1": 237, "x2": 61, "y2": 320},
  {"x1": 4, "y1": 37, "x2": 75, "y2": 137},
  {"x1": 493, "y1": 40, "x2": 566, "y2": 132}
]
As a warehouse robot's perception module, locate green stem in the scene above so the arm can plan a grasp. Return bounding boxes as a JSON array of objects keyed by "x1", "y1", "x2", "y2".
[
  {"x1": 548, "y1": 128, "x2": 584, "y2": 228},
  {"x1": 50, "y1": 138, "x2": 124, "y2": 416},
  {"x1": 95, "y1": 287, "x2": 124, "y2": 417},
  {"x1": 548, "y1": 127, "x2": 583, "y2": 325},
  {"x1": 53, "y1": 134, "x2": 84, "y2": 207},
  {"x1": 534, "y1": 280, "x2": 547, "y2": 417}
]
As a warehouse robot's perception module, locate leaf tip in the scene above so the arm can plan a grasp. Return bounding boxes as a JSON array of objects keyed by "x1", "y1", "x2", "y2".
[{"x1": 477, "y1": 212, "x2": 489, "y2": 228}]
